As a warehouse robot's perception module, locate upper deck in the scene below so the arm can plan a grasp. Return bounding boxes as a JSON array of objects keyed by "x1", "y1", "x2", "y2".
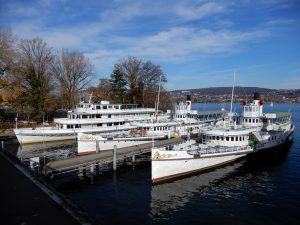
[{"x1": 72, "y1": 101, "x2": 156, "y2": 115}]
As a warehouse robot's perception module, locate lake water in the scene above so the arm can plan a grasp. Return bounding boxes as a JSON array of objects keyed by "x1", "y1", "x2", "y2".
[{"x1": 5, "y1": 103, "x2": 300, "y2": 225}]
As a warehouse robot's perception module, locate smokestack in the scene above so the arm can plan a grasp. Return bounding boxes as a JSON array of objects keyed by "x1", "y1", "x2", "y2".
[
  {"x1": 186, "y1": 95, "x2": 191, "y2": 101},
  {"x1": 253, "y1": 92, "x2": 260, "y2": 100}
]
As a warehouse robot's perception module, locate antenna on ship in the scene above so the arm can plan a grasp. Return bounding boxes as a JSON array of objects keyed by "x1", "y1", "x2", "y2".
[
  {"x1": 229, "y1": 71, "x2": 236, "y2": 124},
  {"x1": 155, "y1": 75, "x2": 162, "y2": 121},
  {"x1": 88, "y1": 93, "x2": 93, "y2": 104}
]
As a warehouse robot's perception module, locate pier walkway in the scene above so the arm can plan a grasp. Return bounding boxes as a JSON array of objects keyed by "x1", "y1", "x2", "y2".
[
  {"x1": 46, "y1": 137, "x2": 185, "y2": 175},
  {"x1": 0, "y1": 152, "x2": 82, "y2": 225}
]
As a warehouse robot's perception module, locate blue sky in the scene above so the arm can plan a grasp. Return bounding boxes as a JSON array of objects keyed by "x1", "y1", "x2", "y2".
[{"x1": 1, "y1": 0, "x2": 300, "y2": 90}]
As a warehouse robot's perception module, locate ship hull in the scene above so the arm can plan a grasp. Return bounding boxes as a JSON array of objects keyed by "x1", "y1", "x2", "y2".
[
  {"x1": 151, "y1": 126, "x2": 294, "y2": 184},
  {"x1": 14, "y1": 126, "x2": 136, "y2": 144},
  {"x1": 152, "y1": 153, "x2": 246, "y2": 184}
]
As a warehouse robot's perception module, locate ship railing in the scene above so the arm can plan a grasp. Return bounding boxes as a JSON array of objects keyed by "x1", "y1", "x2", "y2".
[{"x1": 187, "y1": 145, "x2": 253, "y2": 156}]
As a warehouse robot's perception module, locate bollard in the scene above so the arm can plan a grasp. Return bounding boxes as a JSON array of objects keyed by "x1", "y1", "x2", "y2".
[
  {"x1": 83, "y1": 167, "x2": 87, "y2": 177},
  {"x1": 96, "y1": 140, "x2": 100, "y2": 153},
  {"x1": 113, "y1": 145, "x2": 117, "y2": 171},
  {"x1": 95, "y1": 163, "x2": 99, "y2": 175},
  {"x1": 90, "y1": 164, "x2": 94, "y2": 174}
]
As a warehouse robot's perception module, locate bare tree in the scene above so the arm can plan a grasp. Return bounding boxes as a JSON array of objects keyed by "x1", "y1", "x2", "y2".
[
  {"x1": 52, "y1": 49, "x2": 94, "y2": 109},
  {"x1": 140, "y1": 60, "x2": 167, "y2": 107},
  {"x1": 113, "y1": 56, "x2": 167, "y2": 107},
  {"x1": 0, "y1": 28, "x2": 16, "y2": 77},
  {"x1": 17, "y1": 37, "x2": 54, "y2": 122},
  {"x1": 115, "y1": 56, "x2": 142, "y2": 104}
]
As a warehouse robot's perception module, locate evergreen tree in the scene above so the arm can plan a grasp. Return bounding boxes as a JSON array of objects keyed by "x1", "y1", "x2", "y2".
[{"x1": 110, "y1": 68, "x2": 127, "y2": 103}]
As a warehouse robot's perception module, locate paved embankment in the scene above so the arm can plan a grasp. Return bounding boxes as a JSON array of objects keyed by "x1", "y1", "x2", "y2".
[
  {"x1": 0, "y1": 128, "x2": 15, "y2": 140},
  {"x1": 0, "y1": 151, "x2": 94, "y2": 225}
]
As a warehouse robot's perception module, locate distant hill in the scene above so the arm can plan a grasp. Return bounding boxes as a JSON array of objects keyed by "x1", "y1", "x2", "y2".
[
  {"x1": 171, "y1": 86, "x2": 278, "y2": 96},
  {"x1": 170, "y1": 87, "x2": 300, "y2": 103}
]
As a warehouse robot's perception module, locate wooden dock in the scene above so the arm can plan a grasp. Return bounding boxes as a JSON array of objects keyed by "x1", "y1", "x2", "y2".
[{"x1": 45, "y1": 137, "x2": 185, "y2": 176}]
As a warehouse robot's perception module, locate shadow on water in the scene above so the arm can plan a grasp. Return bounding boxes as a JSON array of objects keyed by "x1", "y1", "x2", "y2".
[
  {"x1": 2, "y1": 127, "x2": 297, "y2": 225},
  {"x1": 51, "y1": 141, "x2": 296, "y2": 225},
  {"x1": 150, "y1": 141, "x2": 294, "y2": 224}
]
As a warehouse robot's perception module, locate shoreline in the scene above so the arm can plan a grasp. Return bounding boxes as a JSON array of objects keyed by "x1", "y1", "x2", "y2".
[{"x1": 0, "y1": 148, "x2": 98, "y2": 225}]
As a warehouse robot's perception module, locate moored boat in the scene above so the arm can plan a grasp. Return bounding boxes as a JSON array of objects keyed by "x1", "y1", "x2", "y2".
[
  {"x1": 14, "y1": 98, "x2": 161, "y2": 145},
  {"x1": 151, "y1": 93, "x2": 295, "y2": 184},
  {"x1": 77, "y1": 96, "x2": 225, "y2": 155}
]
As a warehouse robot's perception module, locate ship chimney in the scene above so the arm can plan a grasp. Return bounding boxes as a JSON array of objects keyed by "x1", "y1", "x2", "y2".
[
  {"x1": 253, "y1": 92, "x2": 260, "y2": 100},
  {"x1": 186, "y1": 95, "x2": 192, "y2": 111}
]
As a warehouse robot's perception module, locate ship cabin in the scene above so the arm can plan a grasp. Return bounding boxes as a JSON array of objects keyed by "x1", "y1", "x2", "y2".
[
  {"x1": 201, "y1": 129, "x2": 251, "y2": 147},
  {"x1": 54, "y1": 100, "x2": 157, "y2": 130},
  {"x1": 263, "y1": 112, "x2": 291, "y2": 125},
  {"x1": 173, "y1": 95, "x2": 225, "y2": 122},
  {"x1": 262, "y1": 112, "x2": 292, "y2": 131},
  {"x1": 173, "y1": 100, "x2": 224, "y2": 122},
  {"x1": 240, "y1": 93, "x2": 264, "y2": 128}
]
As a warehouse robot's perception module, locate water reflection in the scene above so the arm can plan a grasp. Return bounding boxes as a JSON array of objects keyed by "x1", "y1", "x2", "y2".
[
  {"x1": 150, "y1": 143, "x2": 292, "y2": 221},
  {"x1": 150, "y1": 162, "x2": 244, "y2": 217}
]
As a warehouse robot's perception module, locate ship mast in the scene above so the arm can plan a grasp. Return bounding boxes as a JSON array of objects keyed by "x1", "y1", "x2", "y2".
[
  {"x1": 88, "y1": 93, "x2": 93, "y2": 104},
  {"x1": 155, "y1": 75, "x2": 162, "y2": 121},
  {"x1": 229, "y1": 71, "x2": 236, "y2": 123}
]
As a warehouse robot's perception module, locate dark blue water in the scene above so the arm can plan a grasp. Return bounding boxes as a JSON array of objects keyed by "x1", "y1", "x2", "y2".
[{"x1": 32, "y1": 104, "x2": 300, "y2": 224}]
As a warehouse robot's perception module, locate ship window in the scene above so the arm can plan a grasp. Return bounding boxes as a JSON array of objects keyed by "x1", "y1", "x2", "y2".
[
  {"x1": 82, "y1": 115, "x2": 87, "y2": 119},
  {"x1": 226, "y1": 137, "x2": 229, "y2": 141},
  {"x1": 221, "y1": 137, "x2": 224, "y2": 141},
  {"x1": 231, "y1": 137, "x2": 234, "y2": 141},
  {"x1": 109, "y1": 106, "x2": 112, "y2": 109},
  {"x1": 103, "y1": 106, "x2": 107, "y2": 109},
  {"x1": 216, "y1": 136, "x2": 219, "y2": 140},
  {"x1": 236, "y1": 137, "x2": 238, "y2": 141},
  {"x1": 96, "y1": 114, "x2": 101, "y2": 118},
  {"x1": 213, "y1": 136, "x2": 215, "y2": 140},
  {"x1": 108, "y1": 123, "x2": 112, "y2": 126},
  {"x1": 67, "y1": 125, "x2": 71, "y2": 129},
  {"x1": 96, "y1": 106, "x2": 101, "y2": 109},
  {"x1": 114, "y1": 122, "x2": 119, "y2": 125},
  {"x1": 114, "y1": 106, "x2": 119, "y2": 109},
  {"x1": 108, "y1": 114, "x2": 111, "y2": 118},
  {"x1": 239, "y1": 136, "x2": 242, "y2": 141},
  {"x1": 245, "y1": 118, "x2": 248, "y2": 122},
  {"x1": 97, "y1": 123, "x2": 102, "y2": 126}
]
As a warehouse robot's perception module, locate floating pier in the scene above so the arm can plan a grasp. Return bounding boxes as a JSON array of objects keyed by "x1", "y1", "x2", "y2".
[{"x1": 45, "y1": 137, "x2": 185, "y2": 177}]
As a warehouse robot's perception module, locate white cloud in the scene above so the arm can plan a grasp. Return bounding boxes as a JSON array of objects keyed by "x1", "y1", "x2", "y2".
[
  {"x1": 265, "y1": 19, "x2": 295, "y2": 26},
  {"x1": 175, "y1": 1, "x2": 226, "y2": 21},
  {"x1": 4, "y1": 2, "x2": 40, "y2": 18},
  {"x1": 83, "y1": 27, "x2": 268, "y2": 76},
  {"x1": 1, "y1": 0, "x2": 297, "y2": 89},
  {"x1": 132, "y1": 28, "x2": 267, "y2": 60}
]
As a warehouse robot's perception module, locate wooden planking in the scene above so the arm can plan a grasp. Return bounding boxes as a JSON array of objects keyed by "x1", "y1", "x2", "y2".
[{"x1": 45, "y1": 137, "x2": 184, "y2": 174}]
